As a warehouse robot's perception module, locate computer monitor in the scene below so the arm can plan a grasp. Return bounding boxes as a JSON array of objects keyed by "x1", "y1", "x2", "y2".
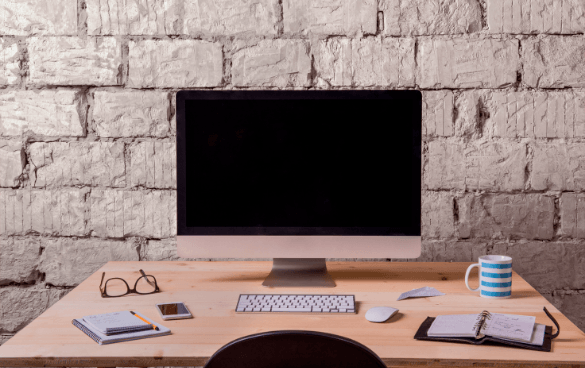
[{"x1": 176, "y1": 90, "x2": 421, "y2": 287}]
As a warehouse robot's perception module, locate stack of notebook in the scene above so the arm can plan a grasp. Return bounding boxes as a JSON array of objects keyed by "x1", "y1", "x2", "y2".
[{"x1": 72, "y1": 311, "x2": 171, "y2": 345}]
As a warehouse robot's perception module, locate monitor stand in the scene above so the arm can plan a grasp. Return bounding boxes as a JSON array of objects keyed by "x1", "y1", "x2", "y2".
[{"x1": 262, "y1": 258, "x2": 336, "y2": 287}]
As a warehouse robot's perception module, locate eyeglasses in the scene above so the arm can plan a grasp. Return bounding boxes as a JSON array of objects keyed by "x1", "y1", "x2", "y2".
[{"x1": 99, "y1": 269, "x2": 160, "y2": 298}]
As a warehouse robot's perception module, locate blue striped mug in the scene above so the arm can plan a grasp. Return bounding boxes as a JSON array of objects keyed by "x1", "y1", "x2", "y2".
[{"x1": 465, "y1": 255, "x2": 512, "y2": 298}]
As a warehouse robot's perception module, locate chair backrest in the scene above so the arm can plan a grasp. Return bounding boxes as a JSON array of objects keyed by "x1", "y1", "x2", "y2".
[{"x1": 204, "y1": 330, "x2": 387, "y2": 368}]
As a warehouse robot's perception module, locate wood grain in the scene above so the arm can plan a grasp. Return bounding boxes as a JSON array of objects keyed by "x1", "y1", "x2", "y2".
[{"x1": 0, "y1": 261, "x2": 583, "y2": 367}]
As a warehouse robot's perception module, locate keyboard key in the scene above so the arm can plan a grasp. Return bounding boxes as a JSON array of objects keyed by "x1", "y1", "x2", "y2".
[{"x1": 272, "y1": 307, "x2": 312, "y2": 312}]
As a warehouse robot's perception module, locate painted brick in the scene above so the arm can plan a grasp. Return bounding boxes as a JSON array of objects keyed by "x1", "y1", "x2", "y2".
[
  {"x1": 484, "y1": 91, "x2": 585, "y2": 138},
  {"x1": 0, "y1": 90, "x2": 85, "y2": 137},
  {"x1": 88, "y1": 0, "x2": 279, "y2": 36},
  {"x1": 0, "y1": 39, "x2": 19, "y2": 85},
  {"x1": 129, "y1": 142, "x2": 176, "y2": 189},
  {"x1": 87, "y1": 0, "x2": 181, "y2": 35},
  {"x1": 39, "y1": 238, "x2": 139, "y2": 287},
  {"x1": 29, "y1": 142, "x2": 125, "y2": 188},
  {"x1": 415, "y1": 240, "x2": 482, "y2": 262},
  {"x1": 560, "y1": 193, "x2": 585, "y2": 239},
  {"x1": 182, "y1": 0, "x2": 279, "y2": 36},
  {"x1": 283, "y1": 0, "x2": 377, "y2": 36},
  {"x1": 314, "y1": 38, "x2": 415, "y2": 87},
  {"x1": 89, "y1": 190, "x2": 176, "y2": 239},
  {"x1": 422, "y1": 90, "x2": 454, "y2": 136},
  {"x1": 381, "y1": 0, "x2": 482, "y2": 35},
  {"x1": 0, "y1": 287, "x2": 66, "y2": 333},
  {"x1": 232, "y1": 40, "x2": 311, "y2": 87},
  {"x1": 494, "y1": 242, "x2": 585, "y2": 292},
  {"x1": 128, "y1": 39, "x2": 222, "y2": 88},
  {"x1": 0, "y1": 238, "x2": 40, "y2": 285},
  {"x1": 93, "y1": 91, "x2": 171, "y2": 138},
  {"x1": 487, "y1": 0, "x2": 585, "y2": 34},
  {"x1": 141, "y1": 239, "x2": 182, "y2": 261},
  {"x1": 0, "y1": 141, "x2": 24, "y2": 188},
  {"x1": 548, "y1": 291, "x2": 585, "y2": 332},
  {"x1": 464, "y1": 142, "x2": 526, "y2": 191},
  {"x1": 426, "y1": 141, "x2": 525, "y2": 191},
  {"x1": 422, "y1": 191, "x2": 456, "y2": 239},
  {"x1": 454, "y1": 90, "x2": 483, "y2": 138},
  {"x1": 457, "y1": 194, "x2": 555, "y2": 240},
  {"x1": 523, "y1": 37, "x2": 585, "y2": 88},
  {"x1": 425, "y1": 141, "x2": 465, "y2": 190},
  {"x1": 28, "y1": 37, "x2": 122, "y2": 86},
  {"x1": 0, "y1": 189, "x2": 89, "y2": 236},
  {"x1": 531, "y1": 144, "x2": 585, "y2": 191},
  {"x1": 0, "y1": 0, "x2": 77, "y2": 35},
  {"x1": 418, "y1": 38, "x2": 519, "y2": 88},
  {"x1": 315, "y1": 38, "x2": 352, "y2": 86}
]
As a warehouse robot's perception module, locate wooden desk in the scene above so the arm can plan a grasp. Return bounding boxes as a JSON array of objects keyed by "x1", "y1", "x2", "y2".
[{"x1": 0, "y1": 261, "x2": 584, "y2": 367}]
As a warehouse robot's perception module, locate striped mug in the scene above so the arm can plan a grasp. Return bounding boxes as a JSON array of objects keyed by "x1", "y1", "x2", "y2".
[{"x1": 465, "y1": 255, "x2": 512, "y2": 298}]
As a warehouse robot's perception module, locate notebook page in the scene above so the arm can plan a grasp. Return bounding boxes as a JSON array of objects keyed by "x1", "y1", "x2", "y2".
[
  {"x1": 427, "y1": 314, "x2": 481, "y2": 337},
  {"x1": 497, "y1": 323, "x2": 546, "y2": 346},
  {"x1": 480, "y1": 313, "x2": 536, "y2": 343}
]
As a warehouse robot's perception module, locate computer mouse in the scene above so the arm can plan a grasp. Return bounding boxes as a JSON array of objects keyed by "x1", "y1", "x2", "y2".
[{"x1": 365, "y1": 306, "x2": 399, "y2": 323}]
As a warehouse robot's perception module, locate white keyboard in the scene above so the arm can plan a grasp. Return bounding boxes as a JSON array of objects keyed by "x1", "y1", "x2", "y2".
[{"x1": 236, "y1": 294, "x2": 356, "y2": 313}]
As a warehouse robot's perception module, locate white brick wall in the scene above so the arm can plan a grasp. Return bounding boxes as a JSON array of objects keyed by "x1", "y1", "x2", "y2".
[
  {"x1": 28, "y1": 37, "x2": 123, "y2": 86},
  {"x1": 128, "y1": 39, "x2": 223, "y2": 88},
  {"x1": 0, "y1": 0, "x2": 585, "y2": 341}
]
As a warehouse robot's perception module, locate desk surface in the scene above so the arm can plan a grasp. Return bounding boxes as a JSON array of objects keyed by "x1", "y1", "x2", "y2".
[{"x1": 0, "y1": 261, "x2": 584, "y2": 367}]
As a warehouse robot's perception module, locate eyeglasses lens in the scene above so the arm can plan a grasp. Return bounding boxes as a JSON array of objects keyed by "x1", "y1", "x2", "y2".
[
  {"x1": 136, "y1": 276, "x2": 157, "y2": 294},
  {"x1": 105, "y1": 279, "x2": 128, "y2": 297}
]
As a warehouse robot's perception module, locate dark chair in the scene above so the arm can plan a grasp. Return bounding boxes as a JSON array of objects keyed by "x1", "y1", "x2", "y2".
[{"x1": 204, "y1": 330, "x2": 387, "y2": 368}]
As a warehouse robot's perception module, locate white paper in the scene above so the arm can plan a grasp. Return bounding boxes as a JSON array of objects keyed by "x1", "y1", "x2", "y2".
[
  {"x1": 497, "y1": 323, "x2": 546, "y2": 346},
  {"x1": 480, "y1": 313, "x2": 536, "y2": 343},
  {"x1": 397, "y1": 286, "x2": 445, "y2": 301},
  {"x1": 427, "y1": 314, "x2": 481, "y2": 337}
]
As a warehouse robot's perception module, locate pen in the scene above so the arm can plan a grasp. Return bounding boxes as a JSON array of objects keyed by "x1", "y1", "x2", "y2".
[{"x1": 130, "y1": 311, "x2": 160, "y2": 331}]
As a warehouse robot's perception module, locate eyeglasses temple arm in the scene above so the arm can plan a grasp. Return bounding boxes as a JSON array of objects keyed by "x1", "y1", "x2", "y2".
[
  {"x1": 139, "y1": 269, "x2": 156, "y2": 287},
  {"x1": 99, "y1": 272, "x2": 105, "y2": 291}
]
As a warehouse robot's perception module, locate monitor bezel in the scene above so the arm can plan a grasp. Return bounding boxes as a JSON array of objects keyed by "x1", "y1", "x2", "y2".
[{"x1": 176, "y1": 90, "x2": 421, "y2": 237}]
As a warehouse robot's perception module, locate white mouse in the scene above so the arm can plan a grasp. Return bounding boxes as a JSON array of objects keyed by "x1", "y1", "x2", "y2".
[{"x1": 365, "y1": 306, "x2": 399, "y2": 323}]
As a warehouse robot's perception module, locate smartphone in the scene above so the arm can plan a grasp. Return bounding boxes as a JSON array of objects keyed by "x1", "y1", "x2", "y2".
[{"x1": 156, "y1": 302, "x2": 193, "y2": 320}]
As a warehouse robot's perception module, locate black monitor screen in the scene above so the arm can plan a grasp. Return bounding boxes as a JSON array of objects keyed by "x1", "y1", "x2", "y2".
[{"x1": 177, "y1": 91, "x2": 421, "y2": 236}]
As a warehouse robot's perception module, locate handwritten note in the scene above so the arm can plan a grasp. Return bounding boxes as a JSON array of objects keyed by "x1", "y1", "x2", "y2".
[
  {"x1": 480, "y1": 313, "x2": 536, "y2": 343},
  {"x1": 427, "y1": 314, "x2": 481, "y2": 337}
]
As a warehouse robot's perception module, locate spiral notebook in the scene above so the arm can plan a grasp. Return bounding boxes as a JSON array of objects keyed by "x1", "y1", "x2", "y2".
[
  {"x1": 427, "y1": 311, "x2": 538, "y2": 343},
  {"x1": 414, "y1": 307, "x2": 560, "y2": 352},
  {"x1": 72, "y1": 312, "x2": 171, "y2": 345}
]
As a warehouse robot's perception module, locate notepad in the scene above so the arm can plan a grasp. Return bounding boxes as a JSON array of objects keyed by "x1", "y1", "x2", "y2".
[
  {"x1": 83, "y1": 311, "x2": 153, "y2": 335},
  {"x1": 427, "y1": 311, "x2": 538, "y2": 344},
  {"x1": 73, "y1": 312, "x2": 171, "y2": 345}
]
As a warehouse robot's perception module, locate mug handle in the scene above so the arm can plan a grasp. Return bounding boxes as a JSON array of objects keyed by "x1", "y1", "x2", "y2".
[{"x1": 465, "y1": 263, "x2": 481, "y2": 292}]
